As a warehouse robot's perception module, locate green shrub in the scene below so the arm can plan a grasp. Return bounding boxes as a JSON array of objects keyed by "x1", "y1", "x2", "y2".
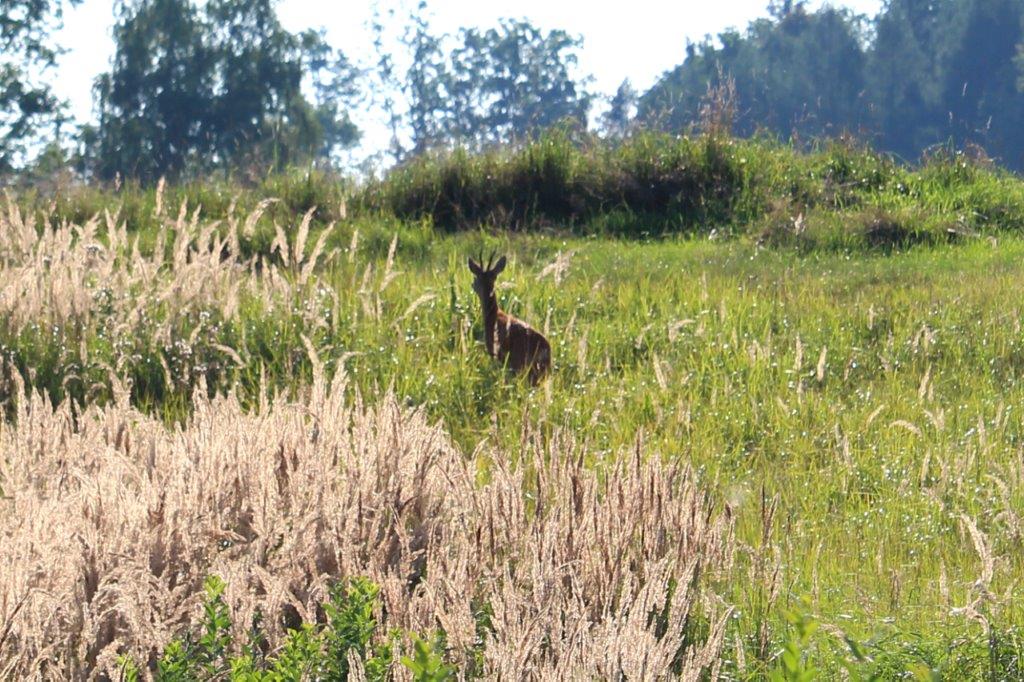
[
  {"x1": 361, "y1": 131, "x2": 1024, "y2": 242},
  {"x1": 129, "y1": 576, "x2": 450, "y2": 681},
  {"x1": 15, "y1": 131, "x2": 1024, "y2": 248}
]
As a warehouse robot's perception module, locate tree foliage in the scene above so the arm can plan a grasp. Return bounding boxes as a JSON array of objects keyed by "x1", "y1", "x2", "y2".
[
  {"x1": 88, "y1": 0, "x2": 359, "y2": 182},
  {"x1": 638, "y1": 2, "x2": 868, "y2": 139},
  {"x1": 637, "y1": 0, "x2": 1024, "y2": 169},
  {"x1": 387, "y1": 9, "x2": 591, "y2": 156},
  {"x1": 15, "y1": 0, "x2": 1024, "y2": 178},
  {"x1": 447, "y1": 20, "x2": 591, "y2": 146},
  {"x1": 0, "y1": 0, "x2": 80, "y2": 174},
  {"x1": 402, "y1": 2, "x2": 451, "y2": 155},
  {"x1": 601, "y1": 79, "x2": 637, "y2": 138}
]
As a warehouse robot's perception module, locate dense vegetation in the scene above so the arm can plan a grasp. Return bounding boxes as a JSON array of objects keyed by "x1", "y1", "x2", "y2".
[
  {"x1": 369, "y1": 131, "x2": 1024, "y2": 244},
  {"x1": 638, "y1": 0, "x2": 1024, "y2": 170},
  {"x1": 0, "y1": 200, "x2": 735, "y2": 678},
  {"x1": 18, "y1": 131, "x2": 1024, "y2": 255},
  {"x1": 5, "y1": 0, "x2": 1024, "y2": 678},
  {"x1": 2, "y1": 134, "x2": 1024, "y2": 678},
  {"x1": 7, "y1": 0, "x2": 1024, "y2": 180}
]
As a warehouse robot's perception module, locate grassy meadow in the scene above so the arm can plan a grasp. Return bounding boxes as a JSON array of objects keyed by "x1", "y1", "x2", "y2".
[{"x1": 3, "y1": 135, "x2": 1024, "y2": 678}]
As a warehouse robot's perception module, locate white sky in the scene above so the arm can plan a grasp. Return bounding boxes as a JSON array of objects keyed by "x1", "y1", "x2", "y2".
[{"x1": 51, "y1": 0, "x2": 883, "y2": 162}]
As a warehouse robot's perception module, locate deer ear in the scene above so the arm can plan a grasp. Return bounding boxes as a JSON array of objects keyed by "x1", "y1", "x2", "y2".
[
  {"x1": 493, "y1": 255, "x2": 507, "y2": 275},
  {"x1": 468, "y1": 257, "x2": 482, "y2": 275}
]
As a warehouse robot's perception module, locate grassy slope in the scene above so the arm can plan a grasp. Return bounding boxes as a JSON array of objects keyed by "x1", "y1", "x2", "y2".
[
  {"x1": 341, "y1": 229, "x2": 1024, "y2": 677},
  {"x1": 7, "y1": 134, "x2": 1024, "y2": 676},
  {"x1": 10, "y1": 213, "x2": 1023, "y2": 675}
]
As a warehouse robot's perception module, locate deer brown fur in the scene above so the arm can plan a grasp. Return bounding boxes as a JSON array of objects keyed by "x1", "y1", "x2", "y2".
[{"x1": 468, "y1": 252, "x2": 551, "y2": 384}]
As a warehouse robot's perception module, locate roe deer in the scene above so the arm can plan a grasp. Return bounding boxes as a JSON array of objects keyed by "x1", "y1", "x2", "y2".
[{"x1": 468, "y1": 252, "x2": 551, "y2": 384}]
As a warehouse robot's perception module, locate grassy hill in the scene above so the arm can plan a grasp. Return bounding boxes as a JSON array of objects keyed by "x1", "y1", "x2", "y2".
[{"x1": 2, "y1": 135, "x2": 1024, "y2": 678}]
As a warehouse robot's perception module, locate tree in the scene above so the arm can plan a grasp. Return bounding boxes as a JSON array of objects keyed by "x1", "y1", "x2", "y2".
[
  {"x1": 635, "y1": 0, "x2": 1024, "y2": 169},
  {"x1": 402, "y1": 1, "x2": 451, "y2": 155},
  {"x1": 93, "y1": 0, "x2": 213, "y2": 181},
  {"x1": 866, "y1": 0, "x2": 950, "y2": 160},
  {"x1": 755, "y1": 4, "x2": 868, "y2": 137},
  {"x1": 449, "y1": 20, "x2": 591, "y2": 145},
  {"x1": 300, "y1": 29, "x2": 362, "y2": 162},
  {"x1": 204, "y1": 0, "x2": 358, "y2": 171},
  {"x1": 0, "y1": 0, "x2": 81, "y2": 174},
  {"x1": 601, "y1": 79, "x2": 637, "y2": 138},
  {"x1": 637, "y1": 5, "x2": 868, "y2": 140},
  {"x1": 368, "y1": 5, "x2": 407, "y2": 163},
  {"x1": 368, "y1": 12, "x2": 591, "y2": 158},
  {"x1": 939, "y1": 0, "x2": 1024, "y2": 166},
  {"x1": 90, "y1": 0, "x2": 360, "y2": 182}
]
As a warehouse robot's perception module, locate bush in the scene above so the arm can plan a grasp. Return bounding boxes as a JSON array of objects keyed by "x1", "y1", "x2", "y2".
[
  {"x1": 124, "y1": 575, "x2": 449, "y2": 681},
  {"x1": 13, "y1": 131, "x2": 1024, "y2": 249},
  {"x1": 363, "y1": 131, "x2": 1024, "y2": 242}
]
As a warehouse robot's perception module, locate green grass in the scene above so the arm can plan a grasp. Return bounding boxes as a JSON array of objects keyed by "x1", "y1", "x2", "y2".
[
  {"x1": 10, "y1": 132, "x2": 1024, "y2": 676},
  {"x1": 7, "y1": 213, "x2": 1024, "y2": 676},
  {"x1": 13, "y1": 166, "x2": 350, "y2": 260},
  {"x1": 21, "y1": 132, "x2": 1024, "y2": 254},
  {"x1": 364, "y1": 131, "x2": 1024, "y2": 246}
]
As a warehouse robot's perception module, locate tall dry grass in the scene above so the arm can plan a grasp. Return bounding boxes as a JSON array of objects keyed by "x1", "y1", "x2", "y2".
[
  {"x1": 0, "y1": 362, "x2": 734, "y2": 679},
  {"x1": 0, "y1": 189, "x2": 343, "y2": 416},
  {"x1": 0, "y1": 194, "x2": 247, "y2": 332},
  {"x1": 4, "y1": 168, "x2": 1024, "y2": 676}
]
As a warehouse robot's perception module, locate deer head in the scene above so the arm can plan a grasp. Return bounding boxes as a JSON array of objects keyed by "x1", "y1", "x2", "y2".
[{"x1": 467, "y1": 251, "x2": 507, "y2": 300}]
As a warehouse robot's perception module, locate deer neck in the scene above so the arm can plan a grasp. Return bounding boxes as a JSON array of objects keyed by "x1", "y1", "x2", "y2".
[{"x1": 479, "y1": 290, "x2": 500, "y2": 357}]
